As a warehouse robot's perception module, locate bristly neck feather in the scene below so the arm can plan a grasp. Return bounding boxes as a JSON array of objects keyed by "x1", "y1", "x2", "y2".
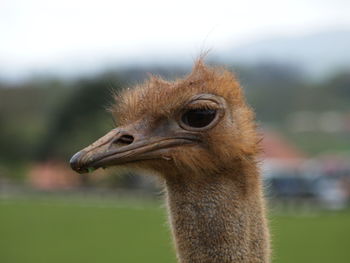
[{"x1": 164, "y1": 165, "x2": 270, "y2": 263}]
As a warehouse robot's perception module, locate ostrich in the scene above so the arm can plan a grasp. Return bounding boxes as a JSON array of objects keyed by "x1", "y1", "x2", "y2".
[{"x1": 70, "y1": 59, "x2": 270, "y2": 263}]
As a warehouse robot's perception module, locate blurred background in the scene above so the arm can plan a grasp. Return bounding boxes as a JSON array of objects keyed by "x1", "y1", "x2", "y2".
[{"x1": 1, "y1": 0, "x2": 350, "y2": 262}]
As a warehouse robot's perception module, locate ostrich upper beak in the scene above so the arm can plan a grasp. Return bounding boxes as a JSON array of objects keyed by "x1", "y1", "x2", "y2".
[{"x1": 69, "y1": 120, "x2": 199, "y2": 174}]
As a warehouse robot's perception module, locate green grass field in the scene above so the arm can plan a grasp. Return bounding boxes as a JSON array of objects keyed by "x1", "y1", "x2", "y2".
[{"x1": 0, "y1": 197, "x2": 349, "y2": 263}]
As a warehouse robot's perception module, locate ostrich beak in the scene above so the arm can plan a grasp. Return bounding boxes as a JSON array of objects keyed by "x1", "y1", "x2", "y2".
[{"x1": 69, "y1": 121, "x2": 199, "y2": 174}]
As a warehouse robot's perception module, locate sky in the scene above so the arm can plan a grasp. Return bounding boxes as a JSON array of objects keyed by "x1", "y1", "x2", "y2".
[{"x1": 1, "y1": 0, "x2": 349, "y2": 80}]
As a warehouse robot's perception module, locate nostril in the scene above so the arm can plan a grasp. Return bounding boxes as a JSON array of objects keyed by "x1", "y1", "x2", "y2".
[{"x1": 113, "y1": 134, "x2": 134, "y2": 147}]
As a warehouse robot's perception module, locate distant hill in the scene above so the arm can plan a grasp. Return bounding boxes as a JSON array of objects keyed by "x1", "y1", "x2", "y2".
[{"x1": 219, "y1": 30, "x2": 350, "y2": 79}]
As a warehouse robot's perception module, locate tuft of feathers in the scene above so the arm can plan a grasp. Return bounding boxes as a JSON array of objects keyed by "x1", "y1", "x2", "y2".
[{"x1": 112, "y1": 59, "x2": 244, "y2": 123}]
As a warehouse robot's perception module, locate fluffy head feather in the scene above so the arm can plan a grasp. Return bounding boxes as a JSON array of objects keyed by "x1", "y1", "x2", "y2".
[{"x1": 110, "y1": 59, "x2": 260, "y2": 177}]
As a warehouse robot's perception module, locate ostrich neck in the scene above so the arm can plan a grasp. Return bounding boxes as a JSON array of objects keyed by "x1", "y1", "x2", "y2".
[{"x1": 165, "y1": 168, "x2": 270, "y2": 263}]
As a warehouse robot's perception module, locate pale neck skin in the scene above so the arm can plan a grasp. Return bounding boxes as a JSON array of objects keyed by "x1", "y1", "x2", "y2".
[{"x1": 164, "y1": 167, "x2": 270, "y2": 263}]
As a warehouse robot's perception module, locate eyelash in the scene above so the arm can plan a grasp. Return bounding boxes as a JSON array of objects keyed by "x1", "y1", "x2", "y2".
[{"x1": 185, "y1": 104, "x2": 218, "y2": 111}]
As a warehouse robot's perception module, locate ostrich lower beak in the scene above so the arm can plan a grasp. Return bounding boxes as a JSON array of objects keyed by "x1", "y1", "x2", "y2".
[{"x1": 69, "y1": 125, "x2": 198, "y2": 174}]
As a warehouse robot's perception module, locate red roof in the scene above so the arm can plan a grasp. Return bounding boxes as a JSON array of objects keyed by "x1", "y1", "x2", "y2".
[
  {"x1": 28, "y1": 161, "x2": 81, "y2": 190},
  {"x1": 261, "y1": 130, "x2": 305, "y2": 160}
]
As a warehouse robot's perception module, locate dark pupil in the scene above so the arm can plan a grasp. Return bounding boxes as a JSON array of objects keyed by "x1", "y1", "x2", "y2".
[{"x1": 181, "y1": 109, "x2": 216, "y2": 128}]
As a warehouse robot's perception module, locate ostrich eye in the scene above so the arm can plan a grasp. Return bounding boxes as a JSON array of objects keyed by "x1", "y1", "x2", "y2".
[{"x1": 181, "y1": 109, "x2": 217, "y2": 128}]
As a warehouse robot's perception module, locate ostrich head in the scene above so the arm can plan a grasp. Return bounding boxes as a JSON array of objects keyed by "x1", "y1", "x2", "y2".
[{"x1": 70, "y1": 60, "x2": 260, "y2": 177}]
